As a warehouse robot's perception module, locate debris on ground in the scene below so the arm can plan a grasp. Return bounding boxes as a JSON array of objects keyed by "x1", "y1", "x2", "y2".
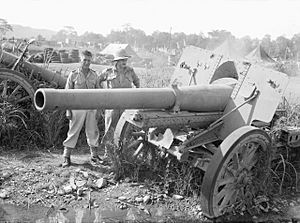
[{"x1": 0, "y1": 150, "x2": 299, "y2": 222}]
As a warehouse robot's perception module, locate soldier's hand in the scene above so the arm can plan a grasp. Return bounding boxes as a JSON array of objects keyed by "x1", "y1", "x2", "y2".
[{"x1": 66, "y1": 110, "x2": 72, "y2": 120}]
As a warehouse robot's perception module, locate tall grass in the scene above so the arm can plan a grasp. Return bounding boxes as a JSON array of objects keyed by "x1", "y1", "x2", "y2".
[
  {"x1": 268, "y1": 103, "x2": 300, "y2": 194},
  {"x1": 0, "y1": 102, "x2": 44, "y2": 150}
]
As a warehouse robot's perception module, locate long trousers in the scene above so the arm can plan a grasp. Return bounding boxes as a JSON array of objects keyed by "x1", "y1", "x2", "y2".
[
  {"x1": 100, "y1": 109, "x2": 124, "y2": 150},
  {"x1": 63, "y1": 110, "x2": 99, "y2": 149}
]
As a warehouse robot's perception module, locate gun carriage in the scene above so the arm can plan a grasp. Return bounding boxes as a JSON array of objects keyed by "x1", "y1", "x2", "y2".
[
  {"x1": 0, "y1": 39, "x2": 66, "y2": 107},
  {"x1": 2, "y1": 42, "x2": 298, "y2": 218}
]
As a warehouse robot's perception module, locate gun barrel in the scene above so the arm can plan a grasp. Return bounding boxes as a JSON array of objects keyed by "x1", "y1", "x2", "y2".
[
  {"x1": 34, "y1": 84, "x2": 234, "y2": 112},
  {"x1": 0, "y1": 48, "x2": 66, "y2": 87}
]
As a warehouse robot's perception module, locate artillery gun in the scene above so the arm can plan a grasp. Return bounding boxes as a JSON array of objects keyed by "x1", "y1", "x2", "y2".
[
  {"x1": 34, "y1": 46, "x2": 300, "y2": 218},
  {"x1": 0, "y1": 39, "x2": 66, "y2": 107}
]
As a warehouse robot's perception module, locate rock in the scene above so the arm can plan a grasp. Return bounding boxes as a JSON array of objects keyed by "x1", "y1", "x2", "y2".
[
  {"x1": 61, "y1": 171, "x2": 70, "y2": 178},
  {"x1": 95, "y1": 178, "x2": 107, "y2": 189},
  {"x1": 118, "y1": 196, "x2": 127, "y2": 201},
  {"x1": 77, "y1": 188, "x2": 84, "y2": 196},
  {"x1": 18, "y1": 168, "x2": 27, "y2": 173},
  {"x1": 124, "y1": 177, "x2": 131, "y2": 183},
  {"x1": 0, "y1": 190, "x2": 9, "y2": 199},
  {"x1": 172, "y1": 194, "x2": 184, "y2": 200},
  {"x1": 138, "y1": 205, "x2": 145, "y2": 210},
  {"x1": 195, "y1": 205, "x2": 202, "y2": 211},
  {"x1": 86, "y1": 178, "x2": 93, "y2": 187},
  {"x1": 143, "y1": 209, "x2": 151, "y2": 215},
  {"x1": 69, "y1": 176, "x2": 77, "y2": 190},
  {"x1": 76, "y1": 180, "x2": 87, "y2": 188},
  {"x1": 2, "y1": 171, "x2": 12, "y2": 179},
  {"x1": 135, "y1": 197, "x2": 143, "y2": 203},
  {"x1": 290, "y1": 202, "x2": 295, "y2": 207},
  {"x1": 63, "y1": 185, "x2": 73, "y2": 194},
  {"x1": 272, "y1": 207, "x2": 280, "y2": 213},
  {"x1": 81, "y1": 171, "x2": 89, "y2": 178},
  {"x1": 143, "y1": 195, "x2": 151, "y2": 204},
  {"x1": 105, "y1": 198, "x2": 110, "y2": 201},
  {"x1": 75, "y1": 168, "x2": 81, "y2": 172},
  {"x1": 130, "y1": 182, "x2": 139, "y2": 187},
  {"x1": 119, "y1": 204, "x2": 128, "y2": 209}
]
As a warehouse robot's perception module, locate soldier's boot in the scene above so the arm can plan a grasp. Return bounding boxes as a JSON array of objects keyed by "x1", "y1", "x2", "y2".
[
  {"x1": 62, "y1": 147, "x2": 72, "y2": 167},
  {"x1": 90, "y1": 147, "x2": 108, "y2": 165},
  {"x1": 90, "y1": 146, "x2": 104, "y2": 165}
]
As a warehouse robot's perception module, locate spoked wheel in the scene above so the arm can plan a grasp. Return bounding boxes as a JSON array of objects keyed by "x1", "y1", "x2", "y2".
[
  {"x1": 200, "y1": 126, "x2": 271, "y2": 218},
  {"x1": 114, "y1": 119, "x2": 158, "y2": 166},
  {"x1": 0, "y1": 69, "x2": 35, "y2": 108}
]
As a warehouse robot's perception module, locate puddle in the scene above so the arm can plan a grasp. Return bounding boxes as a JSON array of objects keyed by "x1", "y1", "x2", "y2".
[{"x1": 0, "y1": 204, "x2": 195, "y2": 223}]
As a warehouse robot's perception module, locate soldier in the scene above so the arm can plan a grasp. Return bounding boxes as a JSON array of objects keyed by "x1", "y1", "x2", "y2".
[
  {"x1": 62, "y1": 50, "x2": 103, "y2": 167},
  {"x1": 99, "y1": 48, "x2": 140, "y2": 160}
]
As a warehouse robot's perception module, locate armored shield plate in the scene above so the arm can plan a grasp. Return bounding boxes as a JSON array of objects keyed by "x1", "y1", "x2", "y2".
[
  {"x1": 239, "y1": 64, "x2": 289, "y2": 122},
  {"x1": 220, "y1": 64, "x2": 289, "y2": 139},
  {"x1": 170, "y1": 46, "x2": 223, "y2": 86}
]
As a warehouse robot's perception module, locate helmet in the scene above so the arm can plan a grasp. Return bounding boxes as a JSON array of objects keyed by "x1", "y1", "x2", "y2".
[{"x1": 112, "y1": 48, "x2": 131, "y2": 61}]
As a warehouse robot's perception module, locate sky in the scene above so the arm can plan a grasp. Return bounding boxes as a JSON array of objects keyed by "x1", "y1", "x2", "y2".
[{"x1": 1, "y1": 0, "x2": 300, "y2": 39}]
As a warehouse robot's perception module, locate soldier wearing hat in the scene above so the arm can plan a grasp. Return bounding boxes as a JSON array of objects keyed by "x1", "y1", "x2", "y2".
[
  {"x1": 98, "y1": 48, "x2": 140, "y2": 160},
  {"x1": 62, "y1": 50, "x2": 103, "y2": 167}
]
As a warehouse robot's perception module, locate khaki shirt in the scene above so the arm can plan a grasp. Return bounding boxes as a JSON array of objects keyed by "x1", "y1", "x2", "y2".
[
  {"x1": 99, "y1": 66, "x2": 140, "y2": 89},
  {"x1": 65, "y1": 68, "x2": 99, "y2": 89}
]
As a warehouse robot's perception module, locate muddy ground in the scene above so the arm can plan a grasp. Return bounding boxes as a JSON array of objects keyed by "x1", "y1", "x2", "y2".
[{"x1": 0, "y1": 147, "x2": 300, "y2": 223}]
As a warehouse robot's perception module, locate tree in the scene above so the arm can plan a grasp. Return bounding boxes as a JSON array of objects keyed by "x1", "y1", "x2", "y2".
[
  {"x1": 206, "y1": 30, "x2": 234, "y2": 49},
  {"x1": 239, "y1": 36, "x2": 254, "y2": 55},
  {"x1": 63, "y1": 26, "x2": 77, "y2": 37},
  {"x1": 107, "y1": 30, "x2": 126, "y2": 43},
  {"x1": 261, "y1": 34, "x2": 276, "y2": 57},
  {"x1": 0, "y1": 18, "x2": 13, "y2": 39},
  {"x1": 37, "y1": 34, "x2": 46, "y2": 42},
  {"x1": 291, "y1": 33, "x2": 300, "y2": 60},
  {"x1": 80, "y1": 32, "x2": 106, "y2": 45},
  {"x1": 123, "y1": 27, "x2": 147, "y2": 48},
  {"x1": 51, "y1": 26, "x2": 78, "y2": 43},
  {"x1": 275, "y1": 36, "x2": 291, "y2": 60},
  {"x1": 152, "y1": 31, "x2": 171, "y2": 49}
]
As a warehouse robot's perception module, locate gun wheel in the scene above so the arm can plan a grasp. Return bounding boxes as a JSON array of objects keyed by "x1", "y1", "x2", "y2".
[
  {"x1": 0, "y1": 69, "x2": 35, "y2": 108},
  {"x1": 114, "y1": 117, "x2": 157, "y2": 167},
  {"x1": 200, "y1": 126, "x2": 271, "y2": 218}
]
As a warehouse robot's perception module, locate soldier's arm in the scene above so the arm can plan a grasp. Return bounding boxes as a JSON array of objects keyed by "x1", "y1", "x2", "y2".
[
  {"x1": 98, "y1": 68, "x2": 112, "y2": 88},
  {"x1": 131, "y1": 69, "x2": 140, "y2": 88},
  {"x1": 98, "y1": 72, "x2": 106, "y2": 88},
  {"x1": 65, "y1": 71, "x2": 75, "y2": 89},
  {"x1": 65, "y1": 71, "x2": 74, "y2": 119}
]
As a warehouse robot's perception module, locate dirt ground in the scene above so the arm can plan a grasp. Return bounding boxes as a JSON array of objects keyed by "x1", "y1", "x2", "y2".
[{"x1": 0, "y1": 148, "x2": 300, "y2": 223}]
